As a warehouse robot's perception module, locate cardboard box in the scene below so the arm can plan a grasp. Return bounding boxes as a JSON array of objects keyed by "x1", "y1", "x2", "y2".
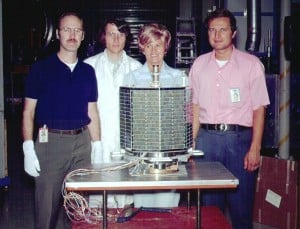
[{"x1": 253, "y1": 156, "x2": 298, "y2": 229}]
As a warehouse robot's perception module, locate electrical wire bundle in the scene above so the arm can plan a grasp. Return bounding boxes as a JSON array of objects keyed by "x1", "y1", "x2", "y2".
[{"x1": 61, "y1": 160, "x2": 139, "y2": 224}]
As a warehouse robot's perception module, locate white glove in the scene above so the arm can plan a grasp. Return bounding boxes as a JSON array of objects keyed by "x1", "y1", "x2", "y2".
[
  {"x1": 23, "y1": 140, "x2": 40, "y2": 177},
  {"x1": 91, "y1": 141, "x2": 103, "y2": 164}
]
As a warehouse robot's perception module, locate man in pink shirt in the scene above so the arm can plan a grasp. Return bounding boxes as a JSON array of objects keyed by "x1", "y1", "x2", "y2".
[{"x1": 189, "y1": 8, "x2": 269, "y2": 229}]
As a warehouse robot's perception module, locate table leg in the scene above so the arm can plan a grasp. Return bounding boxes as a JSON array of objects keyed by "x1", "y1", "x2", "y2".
[
  {"x1": 196, "y1": 189, "x2": 201, "y2": 229},
  {"x1": 187, "y1": 191, "x2": 191, "y2": 209},
  {"x1": 103, "y1": 190, "x2": 107, "y2": 229}
]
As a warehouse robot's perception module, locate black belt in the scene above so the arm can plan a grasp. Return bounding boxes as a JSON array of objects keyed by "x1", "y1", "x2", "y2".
[
  {"x1": 201, "y1": 123, "x2": 251, "y2": 132},
  {"x1": 48, "y1": 126, "x2": 87, "y2": 135}
]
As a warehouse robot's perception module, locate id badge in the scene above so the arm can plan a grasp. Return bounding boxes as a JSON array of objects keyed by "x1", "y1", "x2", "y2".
[
  {"x1": 39, "y1": 124, "x2": 48, "y2": 143},
  {"x1": 230, "y1": 88, "x2": 240, "y2": 103}
]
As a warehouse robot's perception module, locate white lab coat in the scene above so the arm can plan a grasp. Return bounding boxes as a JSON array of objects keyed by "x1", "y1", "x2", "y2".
[
  {"x1": 85, "y1": 49, "x2": 141, "y2": 208},
  {"x1": 85, "y1": 49, "x2": 141, "y2": 162}
]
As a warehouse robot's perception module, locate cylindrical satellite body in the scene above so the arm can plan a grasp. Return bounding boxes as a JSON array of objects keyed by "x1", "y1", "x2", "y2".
[{"x1": 120, "y1": 86, "x2": 193, "y2": 173}]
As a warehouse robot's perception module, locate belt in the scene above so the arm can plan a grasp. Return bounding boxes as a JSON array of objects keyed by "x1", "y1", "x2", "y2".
[
  {"x1": 48, "y1": 126, "x2": 87, "y2": 135},
  {"x1": 201, "y1": 123, "x2": 251, "y2": 132}
]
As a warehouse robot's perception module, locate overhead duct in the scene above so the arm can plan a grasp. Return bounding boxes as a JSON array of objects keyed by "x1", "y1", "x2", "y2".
[{"x1": 245, "y1": 0, "x2": 261, "y2": 52}]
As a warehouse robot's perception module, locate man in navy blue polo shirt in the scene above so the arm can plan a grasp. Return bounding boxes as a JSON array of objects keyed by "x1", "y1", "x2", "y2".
[{"x1": 22, "y1": 11, "x2": 101, "y2": 229}]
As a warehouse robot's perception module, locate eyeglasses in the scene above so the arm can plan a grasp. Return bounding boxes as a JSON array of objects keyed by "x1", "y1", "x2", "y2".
[
  {"x1": 60, "y1": 27, "x2": 84, "y2": 35},
  {"x1": 106, "y1": 31, "x2": 126, "y2": 39}
]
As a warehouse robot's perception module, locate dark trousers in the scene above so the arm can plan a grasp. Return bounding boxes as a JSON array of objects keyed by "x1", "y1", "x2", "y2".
[
  {"x1": 194, "y1": 128, "x2": 257, "y2": 229},
  {"x1": 34, "y1": 129, "x2": 91, "y2": 229}
]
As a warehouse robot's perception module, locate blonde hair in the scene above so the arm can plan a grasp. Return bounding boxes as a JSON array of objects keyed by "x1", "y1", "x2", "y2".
[{"x1": 138, "y1": 23, "x2": 171, "y2": 53}]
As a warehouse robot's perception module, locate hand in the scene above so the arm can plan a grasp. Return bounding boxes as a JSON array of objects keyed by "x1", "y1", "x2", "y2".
[
  {"x1": 91, "y1": 141, "x2": 103, "y2": 164},
  {"x1": 23, "y1": 140, "x2": 40, "y2": 177},
  {"x1": 244, "y1": 150, "x2": 261, "y2": 172}
]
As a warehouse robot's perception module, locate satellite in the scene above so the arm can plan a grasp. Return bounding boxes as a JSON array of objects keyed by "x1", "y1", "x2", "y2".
[{"x1": 119, "y1": 65, "x2": 201, "y2": 175}]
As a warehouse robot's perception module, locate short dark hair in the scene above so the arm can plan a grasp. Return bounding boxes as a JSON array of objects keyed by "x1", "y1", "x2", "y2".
[
  {"x1": 57, "y1": 11, "x2": 84, "y2": 30},
  {"x1": 204, "y1": 8, "x2": 237, "y2": 32},
  {"x1": 99, "y1": 19, "x2": 132, "y2": 48}
]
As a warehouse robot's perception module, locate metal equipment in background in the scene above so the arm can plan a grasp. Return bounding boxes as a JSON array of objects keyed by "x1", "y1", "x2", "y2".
[
  {"x1": 175, "y1": 17, "x2": 197, "y2": 70},
  {"x1": 262, "y1": 74, "x2": 280, "y2": 149},
  {"x1": 0, "y1": 1, "x2": 8, "y2": 187}
]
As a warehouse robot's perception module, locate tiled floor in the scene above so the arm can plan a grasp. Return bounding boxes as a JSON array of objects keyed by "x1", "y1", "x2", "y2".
[{"x1": 0, "y1": 108, "x2": 285, "y2": 229}]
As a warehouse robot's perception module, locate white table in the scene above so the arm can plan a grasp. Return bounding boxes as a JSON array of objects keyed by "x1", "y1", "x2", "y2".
[{"x1": 65, "y1": 161, "x2": 239, "y2": 229}]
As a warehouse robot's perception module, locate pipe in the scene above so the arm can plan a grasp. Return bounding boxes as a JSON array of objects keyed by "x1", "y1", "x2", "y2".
[
  {"x1": 245, "y1": 0, "x2": 261, "y2": 52},
  {"x1": 279, "y1": 0, "x2": 291, "y2": 159}
]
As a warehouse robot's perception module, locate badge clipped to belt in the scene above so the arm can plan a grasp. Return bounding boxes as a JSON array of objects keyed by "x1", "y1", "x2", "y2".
[{"x1": 39, "y1": 124, "x2": 48, "y2": 143}]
